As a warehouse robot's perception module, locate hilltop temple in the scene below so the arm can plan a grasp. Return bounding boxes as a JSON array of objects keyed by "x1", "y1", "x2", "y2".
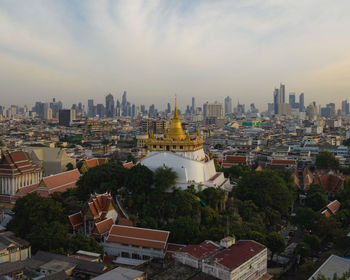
[{"x1": 141, "y1": 99, "x2": 230, "y2": 191}]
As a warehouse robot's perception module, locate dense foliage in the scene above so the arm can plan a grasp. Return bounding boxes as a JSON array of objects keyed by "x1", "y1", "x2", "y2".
[
  {"x1": 8, "y1": 193, "x2": 102, "y2": 254},
  {"x1": 315, "y1": 151, "x2": 340, "y2": 170}
]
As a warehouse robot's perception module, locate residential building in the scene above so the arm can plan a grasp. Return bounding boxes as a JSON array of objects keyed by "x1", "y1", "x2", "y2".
[
  {"x1": 92, "y1": 267, "x2": 147, "y2": 280},
  {"x1": 224, "y1": 96, "x2": 232, "y2": 115},
  {"x1": 0, "y1": 231, "x2": 31, "y2": 264}
]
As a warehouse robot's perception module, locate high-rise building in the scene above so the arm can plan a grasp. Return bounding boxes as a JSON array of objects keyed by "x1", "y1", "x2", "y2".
[
  {"x1": 273, "y1": 89, "x2": 279, "y2": 114},
  {"x1": 191, "y1": 97, "x2": 196, "y2": 114},
  {"x1": 289, "y1": 93, "x2": 296, "y2": 108},
  {"x1": 224, "y1": 96, "x2": 232, "y2": 115},
  {"x1": 207, "y1": 102, "x2": 223, "y2": 118},
  {"x1": 116, "y1": 100, "x2": 121, "y2": 117},
  {"x1": 59, "y1": 109, "x2": 73, "y2": 126},
  {"x1": 43, "y1": 103, "x2": 52, "y2": 120},
  {"x1": 88, "y1": 99, "x2": 95, "y2": 117},
  {"x1": 203, "y1": 102, "x2": 208, "y2": 119},
  {"x1": 105, "y1": 94, "x2": 115, "y2": 118},
  {"x1": 341, "y1": 100, "x2": 349, "y2": 115},
  {"x1": 279, "y1": 83, "x2": 285, "y2": 104},
  {"x1": 167, "y1": 103, "x2": 171, "y2": 114},
  {"x1": 122, "y1": 91, "x2": 127, "y2": 116},
  {"x1": 326, "y1": 103, "x2": 336, "y2": 117},
  {"x1": 96, "y1": 104, "x2": 105, "y2": 118},
  {"x1": 299, "y1": 93, "x2": 305, "y2": 112}
]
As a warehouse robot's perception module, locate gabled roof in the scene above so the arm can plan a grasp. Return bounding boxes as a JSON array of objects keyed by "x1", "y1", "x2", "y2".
[
  {"x1": 314, "y1": 172, "x2": 344, "y2": 193},
  {"x1": 84, "y1": 158, "x2": 108, "y2": 169},
  {"x1": 106, "y1": 225, "x2": 170, "y2": 250},
  {"x1": 122, "y1": 161, "x2": 134, "y2": 169},
  {"x1": 212, "y1": 240, "x2": 265, "y2": 271},
  {"x1": 0, "y1": 150, "x2": 41, "y2": 177},
  {"x1": 86, "y1": 193, "x2": 116, "y2": 221},
  {"x1": 118, "y1": 217, "x2": 134, "y2": 227},
  {"x1": 41, "y1": 169, "x2": 80, "y2": 191},
  {"x1": 69, "y1": 212, "x2": 83, "y2": 230},
  {"x1": 270, "y1": 159, "x2": 296, "y2": 165},
  {"x1": 322, "y1": 200, "x2": 341, "y2": 217},
  {"x1": 177, "y1": 241, "x2": 221, "y2": 260},
  {"x1": 94, "y1": 218, "x2": 114, "y2": 236}
]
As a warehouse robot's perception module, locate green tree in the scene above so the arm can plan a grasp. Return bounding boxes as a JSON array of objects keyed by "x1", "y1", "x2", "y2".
[
  {"x1": 154, "y1": 166, "x2": 178, "y2": 192},
  {"x1": 315, "y1": 151, "x2": 339, "y2": 170},
  {"x1": 235, "y1": 170, "x2": 293, "y2": 217},
  {"x1": 306, "y1": 192, "x2": 328, "y2": 211},
  {"x1": 292, "y1": 207, "x2": 322, "y2": 232},
  {"x1": 125, "y1": 165, "x2": 154, "y2": 194},
  {"x1": 266, "y1": 232, "x2": 285, "y2": 260},
  {"x1": 304, "y1": 234, "x2": 321, "y2": 251}
]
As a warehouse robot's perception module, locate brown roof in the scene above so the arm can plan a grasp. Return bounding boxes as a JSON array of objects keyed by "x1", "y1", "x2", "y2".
[
  {"x1": 95, "y1": 218, "x2": 114, "y2": 235},
  {"x1": 123, "y1": 162, "x2": 134, "y2": 169},
  {"x1": 106, "y1": 225, "x2": 170, "y2": 250},
  {"x1": 69, "y1": 212, "x2": 83, "y2": 230},
  {"x1": 118, "y1": 217, "x2": 134, "y2": 227},
  {"x1": 85, "y1": 158, "x2": 108, "y2": 168},
  {"x1": 0, "y1": 150, "x2": 41, "y2": 177},
  {"x1": 271, "y1": 159, "x2": 296, "y2": 165},
  {"x1": 224, "y1": 155, "x2": 248, "y2": 163},
  {"x1": 212, "y1": 240, "x2": 265, "y2": 271},
  {"x1": 87, "y1": 193, "x2": 115, "y2": 221},
  {"x1": 177, "y1": 241, "x2": 221, "y2": 260},
  {"x1": 42, "y1": 169, "x2": 80, "y2": 190},
  {"x1": 314, "y1": 173, "x2": 344, "y2": 193},
  {"x1": 326, "y1": 200, "x2": 341, "y2": 214}
]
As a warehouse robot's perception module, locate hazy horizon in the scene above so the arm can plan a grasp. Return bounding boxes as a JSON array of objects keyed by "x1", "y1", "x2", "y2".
[{"x1": 1, "y1": 0, "x2": 350, "y2": 109}]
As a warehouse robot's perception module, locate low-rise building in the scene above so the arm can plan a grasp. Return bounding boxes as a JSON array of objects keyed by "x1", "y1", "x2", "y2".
[
  {"x1": 0, "y1": 231, "x2": 31, "y2": 264},
  {"x1": 103, "y1": 225, "x2": 170, "y2": 260}
]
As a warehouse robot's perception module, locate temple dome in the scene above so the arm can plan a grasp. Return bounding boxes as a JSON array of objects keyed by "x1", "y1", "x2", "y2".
[{"x1": 168, "y1": 98, "x2": 186, "y2": 141}]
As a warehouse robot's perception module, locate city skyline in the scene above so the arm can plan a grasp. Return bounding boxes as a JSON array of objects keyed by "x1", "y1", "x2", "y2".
[{"x1": 1, "y1": 1, "x2": 350, "y2": 108}]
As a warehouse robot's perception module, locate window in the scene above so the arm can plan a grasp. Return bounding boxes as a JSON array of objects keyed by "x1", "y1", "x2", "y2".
[
  {"x1": 180, "y1": 146, "x2": 183, "y2": 150},
  {"x1": 153, "y1": 145, "x2": 156, "y2": 149},
  {"x1": 173, "y1": 145, "x2": 176, "y2": 149}
]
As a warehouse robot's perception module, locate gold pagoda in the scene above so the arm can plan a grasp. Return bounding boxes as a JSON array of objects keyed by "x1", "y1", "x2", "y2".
[{"x1": 146, "y1": 98, "x2": 204, "y2": 153}]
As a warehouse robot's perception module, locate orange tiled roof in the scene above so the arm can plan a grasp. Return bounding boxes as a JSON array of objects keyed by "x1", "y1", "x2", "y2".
[
  {"x1": 118, "y1": 218, "x2": 134, "y2": 227},
  {"x1": 42, "y1": 169, "x2": 80, "y2": 191},
  {"x1": 95, "y1": 218, "x2": 114, "y2": 235},
  {"x1": 122, "y1": 162, "x2": 134, "y2": 169},
  {"x1": 69, "y1": 212, "x2": 83, "y2": 230},
  {"x1": 106, "y1": 225, "x2": 170, "y2": 250}
]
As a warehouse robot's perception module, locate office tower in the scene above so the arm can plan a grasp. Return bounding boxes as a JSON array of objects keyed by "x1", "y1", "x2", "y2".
[
  {"x1": 203, "y1": 102, "x2": 208, "y2": 118},
  {"x1": 167, "y1": 103, "x2": 171, "y2": 114},
  {"x1": 224, "y1": 96, "x2": 232, "y2": 114},
  {"x1": 191, "y1": 97, "x2": 196, "y2": 114},
  {"x1": 105, "y1": 94, "x2": 115, "y2": 118},
  {"x1": 149, "y1": 104, "x2": 155, "y2": 117},
  {"x1": 207, "y1": 102, "x2": 223, "y2": 118},
  {"x1": 96, "y1": 104, "x2": 105, "y2": 118},
  {"x1": 250, "y1": 103, "x2": 258, "y2": 113},
  {"x1": 131, "y1": 104, "x2": 136, "y2": 117},
  {"x1": 279, "y1": 83, "x2": 285, "y2": 104},
  {"x1": 116, "y1": 100, "x2": 121, "y2": 117},
  {"x1": 43, "y1": 103, "x2": 52, "y2": 120},
  {"x1": 59, "y1": 109, "x2": 73, "y2": 126},
  {"x1": 289, "y1": 93, "x2": 296, "y2": 108},
  {"x1": 299, "y1": 93, "x2": 305, "y2": 112},
  {"x1": 88, "y1": 99, "x2": 94, "y2": 117},
  {"x1": 122, "y1": 91, "x2": 127, "y2": 116},
  {"x1": 341, "y1": 100, "x2": 349, "y2": 115},
  {"x1": 326, "y1": 103, "x2": 336, "y2": 117},
  {"x1": 140, "y1": 105, "x2": 146, "y2": 115},
  {"x1": 237, "y1": 103, "x2": 245, "y2": 114},
  {"x1": 273, "y1": 88, "x2": 279, "y2": 114}
]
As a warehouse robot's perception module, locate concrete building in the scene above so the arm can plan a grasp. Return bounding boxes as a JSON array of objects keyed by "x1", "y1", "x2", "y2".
[
  {"x1": 0, "y1": 231, "x2": 31, "y2": 264},
  {"x1": 103, "y1": 225, "x2": 170, "y2": 260},
  {"x1": 25, "y1": 147, "x2": 76, "y2": 176}
]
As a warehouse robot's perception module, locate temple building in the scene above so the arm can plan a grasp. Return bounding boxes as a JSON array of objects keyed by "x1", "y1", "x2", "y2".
[
  {"x1": 0, "y1": 150, "x2": 42, "y2": 196},
  {"x1": 141, "y1": 99, "x2": 230, "y2": 190}
]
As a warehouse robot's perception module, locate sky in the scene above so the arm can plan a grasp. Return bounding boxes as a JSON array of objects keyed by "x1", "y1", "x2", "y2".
[{"x1": 0, "y1": 0, "x2": 350, "y2": 110}]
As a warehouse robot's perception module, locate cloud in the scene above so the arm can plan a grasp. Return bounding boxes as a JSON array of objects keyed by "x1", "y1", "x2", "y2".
[{"x1": 0, "y1": 0, "x2": 350, "y2": 109}]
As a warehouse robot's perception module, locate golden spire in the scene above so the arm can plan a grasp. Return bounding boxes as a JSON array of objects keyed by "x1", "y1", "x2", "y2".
[{"x1": 168, "y1": 96, "x2": 186, "y2": 141}]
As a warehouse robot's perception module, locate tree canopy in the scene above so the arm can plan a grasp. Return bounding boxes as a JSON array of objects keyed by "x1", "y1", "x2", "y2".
[{"x1": 315, "y1": 151, "x2": 339, "y2": 170}]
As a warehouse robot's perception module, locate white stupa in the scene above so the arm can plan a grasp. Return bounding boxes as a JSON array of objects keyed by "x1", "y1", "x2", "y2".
[{"x1": 141, "y1": 98, "x2": 231, "y2": 191}]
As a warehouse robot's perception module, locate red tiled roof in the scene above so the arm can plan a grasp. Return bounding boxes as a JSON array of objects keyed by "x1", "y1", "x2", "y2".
[
  {"x1": 213, "y1": 240, "x2": 265, "y2": 271},
  {"x1": 314, "y1": 174, "x2": 344, "y2": 193},
  {"x1": 87, "y1": 193, "x2": 115, "y2": 221},
  {"x1": 118, "y1": 217, "x2": 134, "y2": 227},
  {"x1": 177, "y1": 241, "x2": 221, "y2": 260},
  {"x1": 106, "y1": 225, "x2": 170, "y2": 250},
  {"x1": 69, "y1": 212, "x2": 83, "y2": 230},
  {"x1": 326, "y1": 200, "x2": 341, "y2": 214},
  {"x1": 224, "y1": 155, "x2": 248, "y2": 163},
  {"x1": 0, "y1": 151, "x2": 41, "y2": 177},
  {"x1": 95, "y1": 218, "x2": 114, "y2": 235},
  {"x1": 42, "y1": 169, "x2": 80, "y2": 190},
  {"x1": 271, "y1": 159, "x2": 296, "y2": 165},
  {"x1": 123, "y1": 162, "x2": 134, "y2": 169}
]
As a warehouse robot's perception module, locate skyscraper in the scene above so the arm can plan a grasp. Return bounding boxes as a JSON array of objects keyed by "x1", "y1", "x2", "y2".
[
  {"x1": 122, "y1": 91, "x2": 127, "y2": 116},
  {"x1": 279, "y1": 83, "x2": 285, "y2": 104},
  {"x1": 224, "y1": 96, "x2": 232, "y2": 114},
  {"x1": 105, "y1": 94, "x2": 115, "y2": 118},
  {"x1": 299, "y1": 93, "x2": 305, "y2": 112},
  {"x1": 273, "y1": 88, "x2": 279, "y2": 114},
  {"x1": 289, "y1": 93, "x2": 296, "y2": 108},
  {"x1": 88, "y1": 99, "x2": 95, "y2": 117},
  {"x1": 341, "y1": 100, "x2": 349, "y2": 115},
  {"x1": 191, "y1": 97, "x2": 196, "y2": 114}
]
